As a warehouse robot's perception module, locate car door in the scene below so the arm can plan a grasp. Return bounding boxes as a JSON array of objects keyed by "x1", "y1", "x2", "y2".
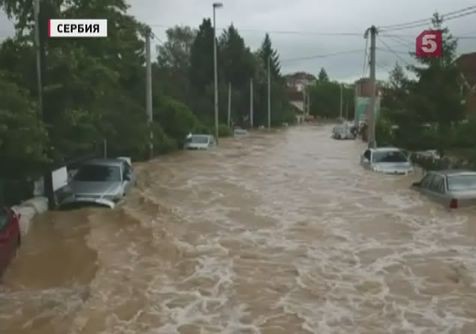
[{"x1": 420, "y1": 174, "x2": 447, "y2": 204}]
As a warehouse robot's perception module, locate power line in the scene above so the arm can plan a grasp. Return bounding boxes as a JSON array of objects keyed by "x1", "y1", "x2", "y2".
[
  {"x1": 386, "y1": 35, "x2": 414, "y2": 49},
  {"x1": 148, "y1": 23, "x2": 363, "y2": 37},
  {"x1": 379, "y1": 5, "x2": 476, "y2": 32},
  {"x1": 280, "y1": 49, "x2": 364, "y2": 63},
  {"x1": 377, "y1": 47, "x2": 412, "y2": 55},
  {"x1": 378, "y1": 37, "x2": 413, "y2": 66}
]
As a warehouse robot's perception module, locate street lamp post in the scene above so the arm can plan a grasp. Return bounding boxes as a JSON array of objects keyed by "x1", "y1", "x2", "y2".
[{"x1": 213, "y1": 2, "x2": 223, "y2": 143}]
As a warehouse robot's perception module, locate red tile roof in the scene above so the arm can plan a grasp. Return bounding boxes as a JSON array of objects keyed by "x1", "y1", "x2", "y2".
[{"x1": 457, "y1": 52, "x2": 476, "y2": 87}]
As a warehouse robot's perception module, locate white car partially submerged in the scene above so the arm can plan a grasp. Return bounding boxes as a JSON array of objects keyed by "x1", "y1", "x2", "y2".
[
  {"x1": 361, "y1": 147, "x2": 414, "y2": 175},
  {"x1": 60, "y1": 157, "x2": 136, "y2": 209},
  {"x1": 184, "y1": 134, "x2": 216, "y2": 150}
]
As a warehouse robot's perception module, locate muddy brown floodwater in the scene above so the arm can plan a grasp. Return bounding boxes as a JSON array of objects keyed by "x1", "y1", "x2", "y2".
[{"x1": 2, "y1": 125, "x2": 476, "y2": 334}]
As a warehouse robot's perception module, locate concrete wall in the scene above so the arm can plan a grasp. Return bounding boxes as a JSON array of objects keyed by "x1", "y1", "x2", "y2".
[{"x1": 12, "y1": 197, "x2": 48, "y2": 236}]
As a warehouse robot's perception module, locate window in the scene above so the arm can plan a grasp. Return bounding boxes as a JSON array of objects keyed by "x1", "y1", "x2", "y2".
[
  {"x1": 191, "y1": 135, "x2": 209, "y2": 144},
  {"x1": 428, "y1": 175, "x2": 445, "y2": 194},
  {"x1": 0, "y1": 208, "x2": 9, "y2": 231},
  {"x1": 420, "y1": 174, "x2": 434, "y2": 188},
  {"x1": 447, "y1": 175, "x2": 476, "y2": 192},
  {"x1": 74, "y1": 164, "x2": 122, "y2": 182},
  {"x1": 372, "y1": 151, "x2": 408, "y2": 163}
]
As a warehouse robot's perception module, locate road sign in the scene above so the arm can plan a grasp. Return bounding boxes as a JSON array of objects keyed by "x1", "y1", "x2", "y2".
[{"x1": 416, "y1": 30, "x2": 443, "y2": 58}]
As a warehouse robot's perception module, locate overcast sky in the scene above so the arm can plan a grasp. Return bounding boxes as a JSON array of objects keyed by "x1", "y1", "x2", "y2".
[{"x1": 1, "y1": 0, "x2": 475, "y2": 82}]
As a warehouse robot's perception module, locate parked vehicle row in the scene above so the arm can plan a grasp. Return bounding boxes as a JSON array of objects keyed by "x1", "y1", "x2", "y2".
[{"x1": 359, "y1": 147, "x2": 476, "y2": 209}]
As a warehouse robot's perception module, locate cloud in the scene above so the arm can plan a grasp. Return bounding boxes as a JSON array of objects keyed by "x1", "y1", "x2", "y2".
[{"x1": 0, "y1": 0, "x2": 475, "y2": 81}]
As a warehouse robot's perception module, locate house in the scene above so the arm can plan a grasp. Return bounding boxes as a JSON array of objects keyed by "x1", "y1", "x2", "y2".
[
  {"x1": 285, "y1": 72, "x2": 317, "y2": 92},
  {"x1": 456, "y1": 52, "x2": 476, "y2": 114},
  {"x1": 285, "y1": 72, "x2": 317, "y2": 123}
]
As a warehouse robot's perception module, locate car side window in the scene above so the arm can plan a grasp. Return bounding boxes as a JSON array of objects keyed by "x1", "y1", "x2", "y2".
[
  {"x1": 363, "y1": 150, "x2": 371, "y2": 161},
  {"x1": 428, "y1": 175, "x2": 445, "y2": 194},
  {"x1": 420, "y1": 174, "x2": 433, "y2": 188}
]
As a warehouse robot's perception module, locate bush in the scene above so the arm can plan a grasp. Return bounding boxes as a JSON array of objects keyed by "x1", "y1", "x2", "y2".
[
  {"x1": 155, "y1": 97, "x2": 204, "y2": 145},
  {"x1": 151, "y1": 123, "x2": 177, "y2": 154},
  {"x1": 218, "y1": 124, "x2": 232, "y2": 137}
]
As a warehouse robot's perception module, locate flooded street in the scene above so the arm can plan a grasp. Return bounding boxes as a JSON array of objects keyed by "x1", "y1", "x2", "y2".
[{"x1": 2, "y1": 125, "x2": 476, "y2": 333}]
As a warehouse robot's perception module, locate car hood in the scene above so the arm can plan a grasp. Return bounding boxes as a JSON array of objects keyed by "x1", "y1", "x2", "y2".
[
  {"x1": 372, "y1": 162, "x2": 413, "y2": 173},
  {"x1": 185, "y1": 143, "x2": 209, "y2": 149},
  {"x1": 71, "y1": 181, "x2": 123, "y2": 197}
]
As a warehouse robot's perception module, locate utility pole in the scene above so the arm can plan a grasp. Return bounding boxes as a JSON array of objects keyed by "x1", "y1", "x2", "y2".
[
  {"x1": 267, "y1": 55, "x2": 271, "y2": 129},
  {"x1": 145, "y1": 28, "x2": 154, "y2": 158},
  {"x1": 366, "y1": 25, "x2": 378, "y2": 148},
  {"x1": 250, "y1": 78, "x2": 254, "y2": 128},
  {"x1": 213, "y1": 3, "x2": 223, "y2": 142},
  {"x1": 34, "y1": 0, "x2": 43, "y2": 117},
  {"x1": 227, "y1": 82, "x2": 231, "y2": 128},
  {"x1": 339, "y1": 83, "x2": 343, "y2": 120},
  {"x1": 305, "y1": 87, "x2": 310, "y2": 116}
]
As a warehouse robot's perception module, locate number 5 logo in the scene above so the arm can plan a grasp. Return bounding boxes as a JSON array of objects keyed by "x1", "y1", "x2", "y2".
[{"x1": 416, "y1": 30, "x2": 443, "y2": 58}]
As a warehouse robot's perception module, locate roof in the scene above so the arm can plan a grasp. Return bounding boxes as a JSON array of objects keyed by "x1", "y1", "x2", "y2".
[
  {"x1": 285, "y1": 72, "x2": 317, "y2": 82},
  {"x1": 370, "y1": 147, "x2": 401, "y2": 152},
  {"x1": 456, "y1": 52, "x2": 476, "y2": 87},
  {"x1": 431, "y1": 169, "x2": 476, "y2": 176},
  {"x1": 83, "y1": 159, "x2": 125, "y2": 167}
]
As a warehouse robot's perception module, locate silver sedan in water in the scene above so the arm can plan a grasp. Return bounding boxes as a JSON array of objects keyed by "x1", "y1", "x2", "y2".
[
  {"x1": 412, "y1": 170, "x2": 476, "y2": 209},
  {"x1": 184, "y1": 134, "x2": 216, "y2": 150},
  {"x1": 361, "y1": 147, "x2": 414, "y2": 175},
  {"x1": 60, "y1": 158, "x2": 136, "y2": 209}
]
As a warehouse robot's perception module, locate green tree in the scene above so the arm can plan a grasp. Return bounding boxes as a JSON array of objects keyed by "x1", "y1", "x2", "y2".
[
  {"x1": 318, "y1": 68, "x2": 329, "y2": 82},
  {"x1": 258, "y1": 33, "x2": 281, "y2": 78},
  {"x1": 189, "y1": 19, "x2": 215, "y2": 123},
  {"x1": 190, "y1": 19, "x2": 214, "y2": 92},
  {"x1": 0, "y1": 72, "x2": 48, "y2": 178},
  {"x1": 156, "y1": 26, "x2": 196, "y2": 102}
]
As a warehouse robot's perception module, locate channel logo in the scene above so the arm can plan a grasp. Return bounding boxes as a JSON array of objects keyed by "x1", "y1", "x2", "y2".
[{"x1": 49, "y1": 19, "x2": 108, "y2": 38}]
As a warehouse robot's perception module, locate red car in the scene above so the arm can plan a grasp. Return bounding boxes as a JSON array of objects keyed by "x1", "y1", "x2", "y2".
[{"x1": 0, "y1": 207, "x2": 21, "y2": 277}]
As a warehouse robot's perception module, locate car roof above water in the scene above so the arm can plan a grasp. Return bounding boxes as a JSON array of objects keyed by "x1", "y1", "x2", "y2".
[
  {"x1": 369, "y1": 147, "x2": 402, "y2": 152},
  {"x1": 430, "y1": 169, "x2": 476, "y2": 177},
  {"x1": 82, "y1": 159, "x2": 125, "y2": 167}
]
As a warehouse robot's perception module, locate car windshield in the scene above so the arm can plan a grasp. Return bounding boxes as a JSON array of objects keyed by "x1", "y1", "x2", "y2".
[
  {"x1": 74, "y1": 164, "x2": 121, "y2": 182},
  {"x1": 447, "y1": 175, "x2": 476, "y2": 192},
  {"x1": 0, "y1": 209, "x2": 8, "y2": 230},
  {"x1": 372, "y1": 151, "x2": 408, "y2": 163},
  {"x1": 191, "y1": 136, "x2": 209, "y2": 144}
]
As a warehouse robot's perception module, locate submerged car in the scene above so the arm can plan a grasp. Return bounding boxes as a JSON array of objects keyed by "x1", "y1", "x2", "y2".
[
  {"x1": 234, "y1": 128, "x2": 249, "y2": 137},
  {"x1": 361, "y1": 147, "x2": 413, "y2": 175},
  {"x1": 332, "y1": 124, "x2": 356, "y2": 140},
  {"x1": 60, "y1": 158, "x2": 135, "y2": 209},
  {"x1": 412, "y1": 170, "x2": 476, "y2": 209},
  {"x1": 184, "y1": 134, "x2": 216, "y2": 150},
  {"x1": 0, "y1": 207, "x2": 21, "y2": 277}
]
